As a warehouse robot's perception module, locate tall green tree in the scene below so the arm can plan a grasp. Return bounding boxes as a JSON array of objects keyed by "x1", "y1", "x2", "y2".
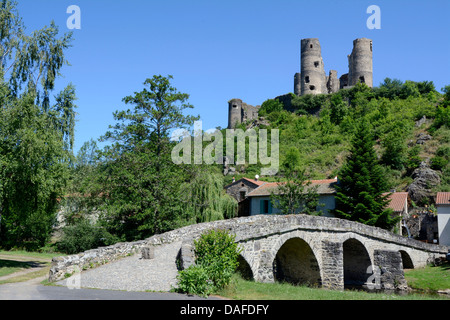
[
  {"x1": 0, "y1": 91, "x2": 74, "y2": 249},
  {"x1": 333, "y1": 118, "x2": 398, "y2": 230},
  {"x1": 0, "y1": 1, "x2": 76, "y2": 249},
  {"x1": 271, "y1": 148, "x2": 321, "y2": 216},
  {"x1": 97, "y1": 75, "x2": 199, "y2": 240}
]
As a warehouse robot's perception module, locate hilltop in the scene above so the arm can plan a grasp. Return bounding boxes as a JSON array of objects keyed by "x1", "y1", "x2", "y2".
[{"x1": 224, "y1": 79, "x2": 450, "y2": 206}]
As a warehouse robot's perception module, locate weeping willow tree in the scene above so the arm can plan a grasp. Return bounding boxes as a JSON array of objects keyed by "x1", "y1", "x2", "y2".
[{"x1": 182, "y1": 166, "x2": 238, "y2": 224}]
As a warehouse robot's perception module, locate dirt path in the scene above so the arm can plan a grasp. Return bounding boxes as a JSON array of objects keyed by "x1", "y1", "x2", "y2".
[
  {"x1": 0, "y1": 254, "x2": 51, "y2": 282},
  {"x1": 0, "y1": 254, "x2": 52, "y2": 262}
]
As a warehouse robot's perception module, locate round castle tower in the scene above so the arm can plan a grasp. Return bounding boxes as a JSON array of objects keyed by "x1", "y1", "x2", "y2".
[
  {"x1": 228, "y1": 98, "x2": 243, "y2": 129},
  {"x1": 300, "y1": 38, "x2": 327, "y2": 95},
  {"x1": 348, "y1": 38, "x2": 373, "y2": 87}
]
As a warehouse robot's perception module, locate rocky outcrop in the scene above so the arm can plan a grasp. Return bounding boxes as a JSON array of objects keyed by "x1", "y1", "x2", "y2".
[
  {"x1": 415, "y1": 132, "x2": 432, "y2": 145},
  {"x1": 223, "y1": 156, "x2": 236, "y2": 176},
  {"x1": 407, "y1": 162, "x2": 441, "y2": 204}
]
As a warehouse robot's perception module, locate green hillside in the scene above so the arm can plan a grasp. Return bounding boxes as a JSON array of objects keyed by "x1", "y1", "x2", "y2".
[{"x1": 227, "y1": 79, "x2": 450, "y2": 205}]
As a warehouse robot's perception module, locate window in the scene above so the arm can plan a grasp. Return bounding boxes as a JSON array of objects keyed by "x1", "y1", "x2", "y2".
[
  {"x1": 314, "y1": 61, "x2": 319, "y2": 68},
  {"x1": 309, "y1": 85, "x2": 315, "y2": 90},
  {"x1": 305, "y1": 76, "x2": 310, "y2": 83},
  {"x1": 359, "y1": 76, "x2": 365, "y2": 83},
  {"x1": 240, "y1": 191, "x2": 246, "y2": 202},
  {"x1": 310, "y1": 44, "x2": 313, "y2": 49},
  {"x1": 260, "y1": 199, "x2": 272, "y2": 214},
  {"x1": 233, "y1": 104, "x2": 238, "y2": 109}
]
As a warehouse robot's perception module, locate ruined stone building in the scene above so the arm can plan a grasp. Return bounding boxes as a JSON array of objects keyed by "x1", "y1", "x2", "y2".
[
  {"x1": 227, "y1": 98, "x2": 260, "y2": 129},
  {"x1": 228, "y1": 38, "x2": 373, "y2": 128},
  {"x1": 294, "y1": 37, "x2": 373, "y2": 96}
]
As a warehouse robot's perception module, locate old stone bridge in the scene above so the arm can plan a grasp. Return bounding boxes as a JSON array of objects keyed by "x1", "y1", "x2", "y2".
[{"x1": 49, "y1": 215, "x2": 449, "y2": 291}]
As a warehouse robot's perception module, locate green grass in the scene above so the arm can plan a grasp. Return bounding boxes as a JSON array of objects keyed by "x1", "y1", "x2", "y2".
[
  {"x1": 404, "y1": 262, "x2": 450, "y2": 292},
  {"x1": 0, "y1": 250, "x2": 59, "y2": 260},
  {"x1": 0, "y1": 260, "x2": 35, "y2": 277},
  {"x1": 0, "y1": 250, "x2": 58, "y2": 283},
  {"x1": 216, "y1": 274, "x2": 449, "y2": 300}
]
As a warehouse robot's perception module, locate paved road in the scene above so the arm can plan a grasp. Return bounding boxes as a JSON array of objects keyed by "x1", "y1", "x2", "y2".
[{"x1": 0, "y1": 275, "x2": 218, "y2": 300}]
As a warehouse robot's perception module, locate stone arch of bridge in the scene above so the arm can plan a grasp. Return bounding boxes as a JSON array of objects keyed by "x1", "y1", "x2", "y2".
[
  {"x1": 342, "y1": 237, "x2": 373, "y2": 288},
  {"x1": 236, "y1": 254, "x2": 254, "y2": 280},
  {"x1": 272, "y1": 235, "x2": 322, "y2": 286},
  {"x1": 399, "y1": 249, "x2": 414, "y2": 269}
]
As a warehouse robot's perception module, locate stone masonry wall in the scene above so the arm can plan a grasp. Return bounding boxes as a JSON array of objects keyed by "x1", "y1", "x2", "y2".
[{"x1": 48, "y1": 215, "x2": 449, "y2": 286}]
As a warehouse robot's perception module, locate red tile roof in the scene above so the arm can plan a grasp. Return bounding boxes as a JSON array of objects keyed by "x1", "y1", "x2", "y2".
[
  {"x1": 385, "y1": 192, "x2": 409, "y2": 212},
  {"x1": 436, "y1": 192, "x2": 450, "y2": 205},
  {"x1": 224, "y1": 177, "x2": 266, "y2": 189},
  {"x1": 247, "y1": 178, "x2": 338, "y2": 197},
  {"x1": 241, "y1": 177, "x2": 266, "y2": 186}
]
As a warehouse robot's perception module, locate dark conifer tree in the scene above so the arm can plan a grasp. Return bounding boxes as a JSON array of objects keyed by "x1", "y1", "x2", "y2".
[{"x1": 334, "y1": 118, "x2": 399, "y2": 230}]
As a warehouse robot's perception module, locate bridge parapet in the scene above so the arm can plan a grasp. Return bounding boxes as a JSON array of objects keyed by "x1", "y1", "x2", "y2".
[{"x1": 49, "y1": 215, "x2": 448, "y2": 290}]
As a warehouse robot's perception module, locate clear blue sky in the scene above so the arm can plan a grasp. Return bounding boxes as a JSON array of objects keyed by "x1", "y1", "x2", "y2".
[{"x1": 16, "y1": 0, "x2": 450, "y2": 154}]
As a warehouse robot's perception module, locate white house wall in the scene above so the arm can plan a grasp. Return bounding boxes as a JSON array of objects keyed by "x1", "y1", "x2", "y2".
[{"x1": 437, "y1": 205, "x2": 450, "y2": 246}]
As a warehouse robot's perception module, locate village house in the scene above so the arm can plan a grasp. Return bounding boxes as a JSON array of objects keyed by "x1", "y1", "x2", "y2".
[
  {"x1": 384, "y1": 192, "x2": 410, "y2": 237},
  {"x1": 436, "y1": 192, "x2": 450, "y2": 246},
  {"x1": 225, "y1": 177, "x2": 337, "y2": 217},
  {"x1": 244, "y1": 178, "x2": 338, "y2": 217}
]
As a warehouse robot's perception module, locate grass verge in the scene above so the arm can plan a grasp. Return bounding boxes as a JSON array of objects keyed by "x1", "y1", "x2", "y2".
[
  {"x1": 404, "y1": 262, "x2": 450, "y2": 292},
  {"x1": 216, "y1": 273, "x2": 449, "y2": 300},
  {"x1": 0, "y1": 250, "x2": 59, "y2": 285}
]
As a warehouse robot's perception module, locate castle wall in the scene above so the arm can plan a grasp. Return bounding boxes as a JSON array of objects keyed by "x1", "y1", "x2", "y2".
[
  {"x1": 294, "y1": 73, "x2": 301, "y2": 96},
  {"x1": 228, "y1": 98, "x2": 260, "y2": 129},
  {"x1": 327, "y1": 70, "x2": 339, "y2": 94},
  {"x1": 339, "y1": 73, "x2": 349, "y2": 89}
]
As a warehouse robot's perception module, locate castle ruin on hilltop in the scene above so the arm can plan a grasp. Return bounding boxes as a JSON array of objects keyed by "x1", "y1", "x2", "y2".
[{"x1": 228, "y1": 38, "x2": 373, "y2": 128}]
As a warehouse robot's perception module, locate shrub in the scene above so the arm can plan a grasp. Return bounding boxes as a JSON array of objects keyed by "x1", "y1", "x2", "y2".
[
  {"x1": 56, "y1": 219, "x2": 118, "y2": 254},
  {"x1": 176, "y1": 229, "x2": 242, "y2": 296},
  {"x1": 436, "y1": 145, "x2": 450, "y2": 159},
  {"x1": 381, "y1": 128, "x2": 408, "y2": 170},
  {"x1": 406, "y1": 145, "x2": 422, "y2": 171},
  {"x1": 431, "y1": 106, "x2": 450, "y2": 132},
  {"x1": 258, "y1": 99, "x2": 284, "y2": 116},
  {"x1": 430, "y1": 156, "x2": 448, "y2": 171},
  {"x1": 176, "y1": 265, "x2": 214, "y2": 297},
  {"x1": 292, "y1": 93, "x2": 327, "y2": 114}
]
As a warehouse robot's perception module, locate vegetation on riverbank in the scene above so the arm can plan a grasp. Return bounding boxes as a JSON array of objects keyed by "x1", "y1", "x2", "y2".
[{"x1": 404, "y1": 261, "x2": 450, "y2": 292}]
